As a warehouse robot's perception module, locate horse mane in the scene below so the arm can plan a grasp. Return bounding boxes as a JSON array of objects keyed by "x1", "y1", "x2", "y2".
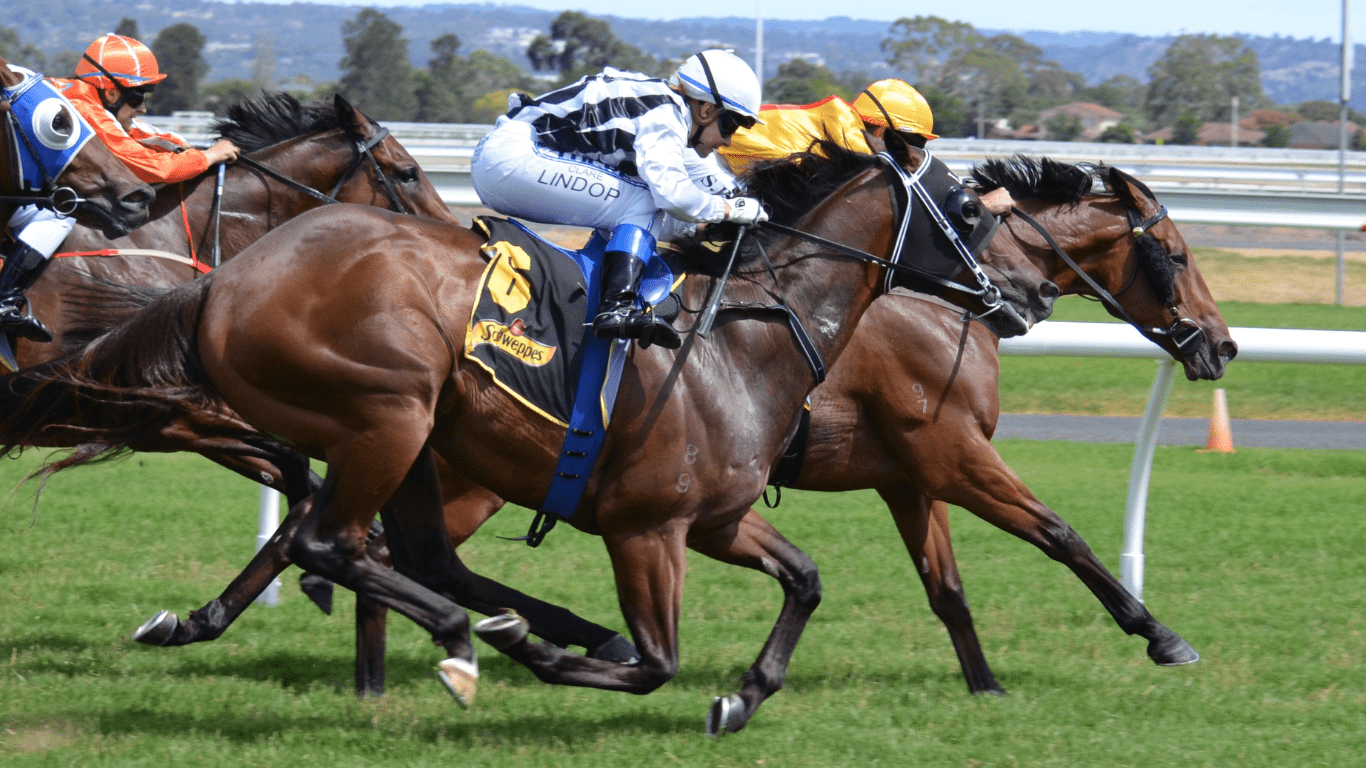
[
  {"x1": 213, "y1": 92, "x2": 343, "y2": 153},
  {"x1": 969, "y1": 154, "x2": 1099, "y2": 203},
  {"x1": 973, "y1": 154, "x2": 1177, "y2": 304},
  {"x1": 671, "y1": 140, "x2": 883, "y2": 276}
]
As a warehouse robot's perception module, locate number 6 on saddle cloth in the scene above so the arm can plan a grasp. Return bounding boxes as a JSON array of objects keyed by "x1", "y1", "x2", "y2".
[{"x1": 465, "y1": 216, "x2": 679, "y2": 545}]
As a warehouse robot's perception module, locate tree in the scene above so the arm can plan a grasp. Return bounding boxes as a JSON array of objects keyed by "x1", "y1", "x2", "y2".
[
  {"x1": 881, "y1": 15, "x2": 976, "y2": 87},
  {"x1": 114, "y1": 18, "x2": 140, "y2": 40},
  {"x1": 764, "y1": 58, "x2": 853, "y2": 105},
  {"x1": 1079, "y1": 75, "x2": 1146, "y2": 114},
  {"x1": 1145, "y1": 34, "x2": 1265, "y2": 126},
  {"x1": 338, "y1": 9, "x2": 419, "y2": 121},
  {"x1": 199, "y1": 79, "x2": 259, "y2": 116},
  {"x1": 1261, "y1": 123, "x2": 1290, "y2": 148},
  {"x1": 150, "y1": 23, "x2": 208, "y2": 115},
  {"x1": 526, "y1": 11, "x2": 659, "y2": 84},
  {"x1": 1043, "y1": 112, "x2": 1083, "y2": 141},
  {"x1": 416, "y1": 35, "x2": 534, "y2": 123},
  {"x1": 918, "y1": 85, "x2": 967, "y2": 138},
  {"x1": 0, "y1": 26, "x2": 45, "y2": 69},
  {"x1": 1171, "y1": 110, "x2": 1203, "y2": 145},
  {"x1": 1097, "y1": 123, "x2": 1137, "y2": 144}
]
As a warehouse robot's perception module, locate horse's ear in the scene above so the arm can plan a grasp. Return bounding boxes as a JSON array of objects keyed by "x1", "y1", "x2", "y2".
[
  {"x1": 333, "y1": 93, "x2": 373, "y2": 137},
  {"x1": 1107, "y1": 165, "x2": 1159, "y2": 213},
  {"x1": 862, "y1": 129, "x2": 887, "y2": 156}
]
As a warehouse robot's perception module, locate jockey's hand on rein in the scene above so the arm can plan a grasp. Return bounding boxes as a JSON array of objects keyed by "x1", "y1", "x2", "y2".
[{"x1": 725, "y1": 197, "x2": 769, "y2": 225}]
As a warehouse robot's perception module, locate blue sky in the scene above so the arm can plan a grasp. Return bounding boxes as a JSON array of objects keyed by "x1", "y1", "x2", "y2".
[{"x1": 259, "y1": 0, "x2": 1357, "y2": 42}]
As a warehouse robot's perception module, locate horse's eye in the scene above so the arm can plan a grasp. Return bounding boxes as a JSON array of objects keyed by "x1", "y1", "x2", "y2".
[
  {"x1": 1171, "y1": 253, "x2": 1189, "y2": 267},
  {"x1": 51, "y1": 109, "x2": 73, "y2": 137},
  {"x1": 33, "y1": 98, "x2": 80, "y2": 150},
  {"x1": 398, "y1": 167, "x2": 420, "y2": 184}
]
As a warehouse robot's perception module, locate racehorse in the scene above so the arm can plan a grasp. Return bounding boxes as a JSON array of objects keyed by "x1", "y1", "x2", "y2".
[
  {"x1": 0, "y1": 141, "x2": 1055, "y2": 734},
  {"x1": 16, "y1": 91, "x2": 457, "y2": 370},
  {"x1": 288, "y1": 155, "x2": 1236, "y2": 697},
  {"x1": 1, "y1": 56, "x2": 151, "y2": 246}
]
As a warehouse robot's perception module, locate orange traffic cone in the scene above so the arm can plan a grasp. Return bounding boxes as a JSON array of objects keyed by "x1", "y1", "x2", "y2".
[{"x1": 1198, "y1": 388, "x2": 1235, "y2": 453}]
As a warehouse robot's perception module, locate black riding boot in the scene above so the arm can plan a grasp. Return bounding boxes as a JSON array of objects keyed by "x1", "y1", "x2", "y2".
[
  {"x1": 0, "y1": 240, "x2": 53, "y2": 343},
  {"x1": 591, "y1": 249, "x2": 681, "y2": 350}
]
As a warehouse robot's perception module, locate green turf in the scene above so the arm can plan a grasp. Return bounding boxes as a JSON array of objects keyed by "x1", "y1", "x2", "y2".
[{"x1": 2, "y1": 447, "x2": 1364, "y2": 766}]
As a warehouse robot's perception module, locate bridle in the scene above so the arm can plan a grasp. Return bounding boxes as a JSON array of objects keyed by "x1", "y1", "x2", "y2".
[
  {"x1": 703, "y1": 149, "x2": 1005, "y2": 384},
  {"x1": 233, "y1": 122, "x2": 407, "y2": 214},
  {"x1": 1008, "y1": 202, "x2": 1205, "y2": 357}
]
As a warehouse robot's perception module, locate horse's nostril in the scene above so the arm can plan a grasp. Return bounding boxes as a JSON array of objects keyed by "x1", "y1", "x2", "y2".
[
  {"x1": 1039, "y1": 281, "x2": 1060, "y2": 301},
  {"x1": 1219, "y1": 340, "x2": 1239, "y2": 361}
]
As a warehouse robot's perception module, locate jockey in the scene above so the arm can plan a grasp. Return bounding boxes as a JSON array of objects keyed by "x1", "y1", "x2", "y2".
[
  {"x1": 471, "y1": 49, "x2": 769, "y2": 350},
  {"x1": 0, "y1": 34, "x2": 241, "y2": 343}
]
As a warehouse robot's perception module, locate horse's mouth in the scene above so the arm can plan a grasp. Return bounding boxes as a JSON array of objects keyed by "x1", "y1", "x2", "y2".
[{"x1": 77, "y1": 198, "x2": 140, "y2": 239}]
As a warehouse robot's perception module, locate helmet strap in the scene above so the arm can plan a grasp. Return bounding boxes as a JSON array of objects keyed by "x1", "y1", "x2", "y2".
[
  {"x1": 81, "y1": 53, "x2": 133, "y2": 113},
  {"x1": 860, "y1": 88, "x2": 898, "y2": 133},
  {"x1": 686, "y1": 51, "x2": 725, "y2": 150}
]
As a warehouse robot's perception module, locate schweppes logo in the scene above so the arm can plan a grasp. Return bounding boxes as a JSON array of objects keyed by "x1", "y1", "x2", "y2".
[{"x1": 467, "y1": 317, "x2": 557, "y2": 366}]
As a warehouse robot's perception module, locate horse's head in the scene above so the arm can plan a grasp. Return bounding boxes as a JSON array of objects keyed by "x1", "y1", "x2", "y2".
[
  {"x1": 888, "y1": 146, "x2": 1055, "y2": 337},
  {"x1": 0, "y1": 57, "x2": 152, "y2": 237},
  {"x1": 979, "y1": 155, "x2": 1237, "y2": 380},
  {"x1": 329, "y1": 94, "x2": 460, "y2": 224},
  {"x1": 215, "y1": 92, "x2": 458, "y2": 224}
]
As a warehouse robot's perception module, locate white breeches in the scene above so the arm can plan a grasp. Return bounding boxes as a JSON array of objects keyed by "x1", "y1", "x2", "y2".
[
  {"x1": 472, "y1": 118, "x2": 693, "y2": 242},
  {"x1": 6, "y1": 205, "x2": 74, "y2": 258}
]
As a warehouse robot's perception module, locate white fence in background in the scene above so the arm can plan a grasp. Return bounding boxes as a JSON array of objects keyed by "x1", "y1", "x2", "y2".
[{"x1": 999, "y1": 322, "x2": 1366, "y2": 602}]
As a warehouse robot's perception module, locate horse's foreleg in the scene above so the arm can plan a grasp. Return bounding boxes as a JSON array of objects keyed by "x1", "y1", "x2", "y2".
[
  {"x1": 935, "y1": 436, "x2": 1199, "y2": 667},
  {"x1": 877, "y1": 484, "x2": 1003, "y2": 695},
  {"x1": 686, "y1": 508, "x2": 822, "y2": 736}
]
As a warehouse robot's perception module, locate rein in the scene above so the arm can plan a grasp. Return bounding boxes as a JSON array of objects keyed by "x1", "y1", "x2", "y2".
[
  {"x1": 1009, "y1": 203, "x2": 1204, "y2": 355},
  {"x1": 232, "y1": 124, "x2": 402, "y2": 211}
]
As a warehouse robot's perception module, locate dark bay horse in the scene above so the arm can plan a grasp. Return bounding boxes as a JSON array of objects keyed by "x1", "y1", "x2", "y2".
[
  {"x1": 2, "y1": 57, "x2": 151, "y2": 244},
  {"x1": 17, "y1": 91, "x2": 458, "y2": 369},
  {"x1": 294, "y1": 156, "x2": 1235, "y2": 697},
  {"x1": 0, "y1": 143, "x2": 1053, "y2": 733}
]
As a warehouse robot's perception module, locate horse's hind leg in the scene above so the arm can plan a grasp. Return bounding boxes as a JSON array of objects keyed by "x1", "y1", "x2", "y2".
[
  {"x1": 687, "y1": 509, "x2": 822, "y2": 736},
  {"x1": 932, "y1": 435, "x2": 1198, "y2": 667},
  {"x1": 877, "y1": 484, "x2": 1003, "y2": 695}
]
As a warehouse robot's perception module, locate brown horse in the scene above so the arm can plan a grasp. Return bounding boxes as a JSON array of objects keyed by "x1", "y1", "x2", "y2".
[
  {"x1": 297, "y1": 155, "x2": 1234, "y2": 696},
  {"x1": 0, "y1": 142, "x2": 1053, "y2": 733},
  {"x1": 1, "y1": 56, "x2": 151, "y2": 245},
  {"x1": 17, "y1": 91, "x2": 458, "y2": 369}
]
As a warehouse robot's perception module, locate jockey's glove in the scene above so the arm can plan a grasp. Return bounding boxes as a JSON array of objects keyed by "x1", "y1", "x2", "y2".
[{"x1": 725, "y1": 197, "x2": 769, "y2": 225}]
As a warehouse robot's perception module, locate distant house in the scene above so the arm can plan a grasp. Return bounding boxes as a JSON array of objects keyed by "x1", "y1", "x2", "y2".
[
  {"x1": 1288, "y1": 120, "x2": 1362, "y2": 149},
  {"x1": 1036, "y1": 102, "x2": 1126, "y2": 140},
  {"x1": 1144, "y1": 123, "x2": 1266, "y2": 146}
]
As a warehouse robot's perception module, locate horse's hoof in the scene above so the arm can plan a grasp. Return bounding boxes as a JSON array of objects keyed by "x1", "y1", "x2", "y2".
[
  {"x1": 298, "y1": 572, "x2": 335, "y2": 615},
  {"x1": 704, "y1": 693, "x2": 746, "y2": 736},
  {"x1": 1149, "y1": 634, "x2": 1201, "y2": 666},
  {"x1": 473, "y1": 611, "x2": 529, "y2": 651},
  {"x1": 131, "y1": 610, "x2": 178, "y2": 646},
  {"x1": 588, "y1": 633, "x2": 640, "y2": 664},
  {"x1": 435, "y1": 657, "x2": 479, "y2": 709}
]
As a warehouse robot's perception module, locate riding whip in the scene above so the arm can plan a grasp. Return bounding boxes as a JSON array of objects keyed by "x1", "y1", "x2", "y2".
[{"x1": 696, "y1": 224, "x2": 747, "y2": 338}]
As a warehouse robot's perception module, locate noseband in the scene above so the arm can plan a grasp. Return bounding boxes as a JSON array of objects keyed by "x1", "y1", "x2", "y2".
[{"x1": 1009, "y1": 203, "x2": 1205, "y2": 357}]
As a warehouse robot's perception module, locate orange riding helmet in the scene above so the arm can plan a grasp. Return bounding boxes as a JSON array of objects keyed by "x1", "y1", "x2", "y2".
[{"x1": 74, "y1": 34, "x2": 168, "y2": 91}]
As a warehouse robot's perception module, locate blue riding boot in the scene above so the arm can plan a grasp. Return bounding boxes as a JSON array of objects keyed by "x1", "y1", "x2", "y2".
[
  {"x1": 591, "y1": 225, "x2": 680, "y2": 350},
  {"x1": 0, "y1": 239, "x2": 53, "y2": 343}
]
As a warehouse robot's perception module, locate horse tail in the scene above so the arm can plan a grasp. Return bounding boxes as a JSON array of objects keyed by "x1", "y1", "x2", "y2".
[{"x1": 0, "y1": 277, "x2": 219, "y2": 475}]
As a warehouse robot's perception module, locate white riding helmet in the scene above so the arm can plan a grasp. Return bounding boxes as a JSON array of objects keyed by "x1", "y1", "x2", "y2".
[{"x1": 670, "y1": 50, "x2": 764, "y2": 123}]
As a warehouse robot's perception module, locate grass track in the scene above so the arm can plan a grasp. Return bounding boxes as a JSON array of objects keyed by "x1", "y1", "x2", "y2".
[{"x1": 2, "y1": 446, "x2": 1364, "y2": 766}]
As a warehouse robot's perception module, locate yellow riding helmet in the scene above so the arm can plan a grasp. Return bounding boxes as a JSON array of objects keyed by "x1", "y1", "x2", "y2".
[
  {"x1": 853, "y1": 80, "x2": 938, "y2": 140},
  {"x1": 74, "y1": 34, "x2": 168, "y2": 90}
]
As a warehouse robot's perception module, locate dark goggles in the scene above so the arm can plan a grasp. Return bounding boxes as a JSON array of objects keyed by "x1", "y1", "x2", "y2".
[
  {"x1": 121, "y1": 87, "x2": 152, "y2": 108},
  {"x1": 718, "y1": 110, "x2": 756, "y2": 139}
]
